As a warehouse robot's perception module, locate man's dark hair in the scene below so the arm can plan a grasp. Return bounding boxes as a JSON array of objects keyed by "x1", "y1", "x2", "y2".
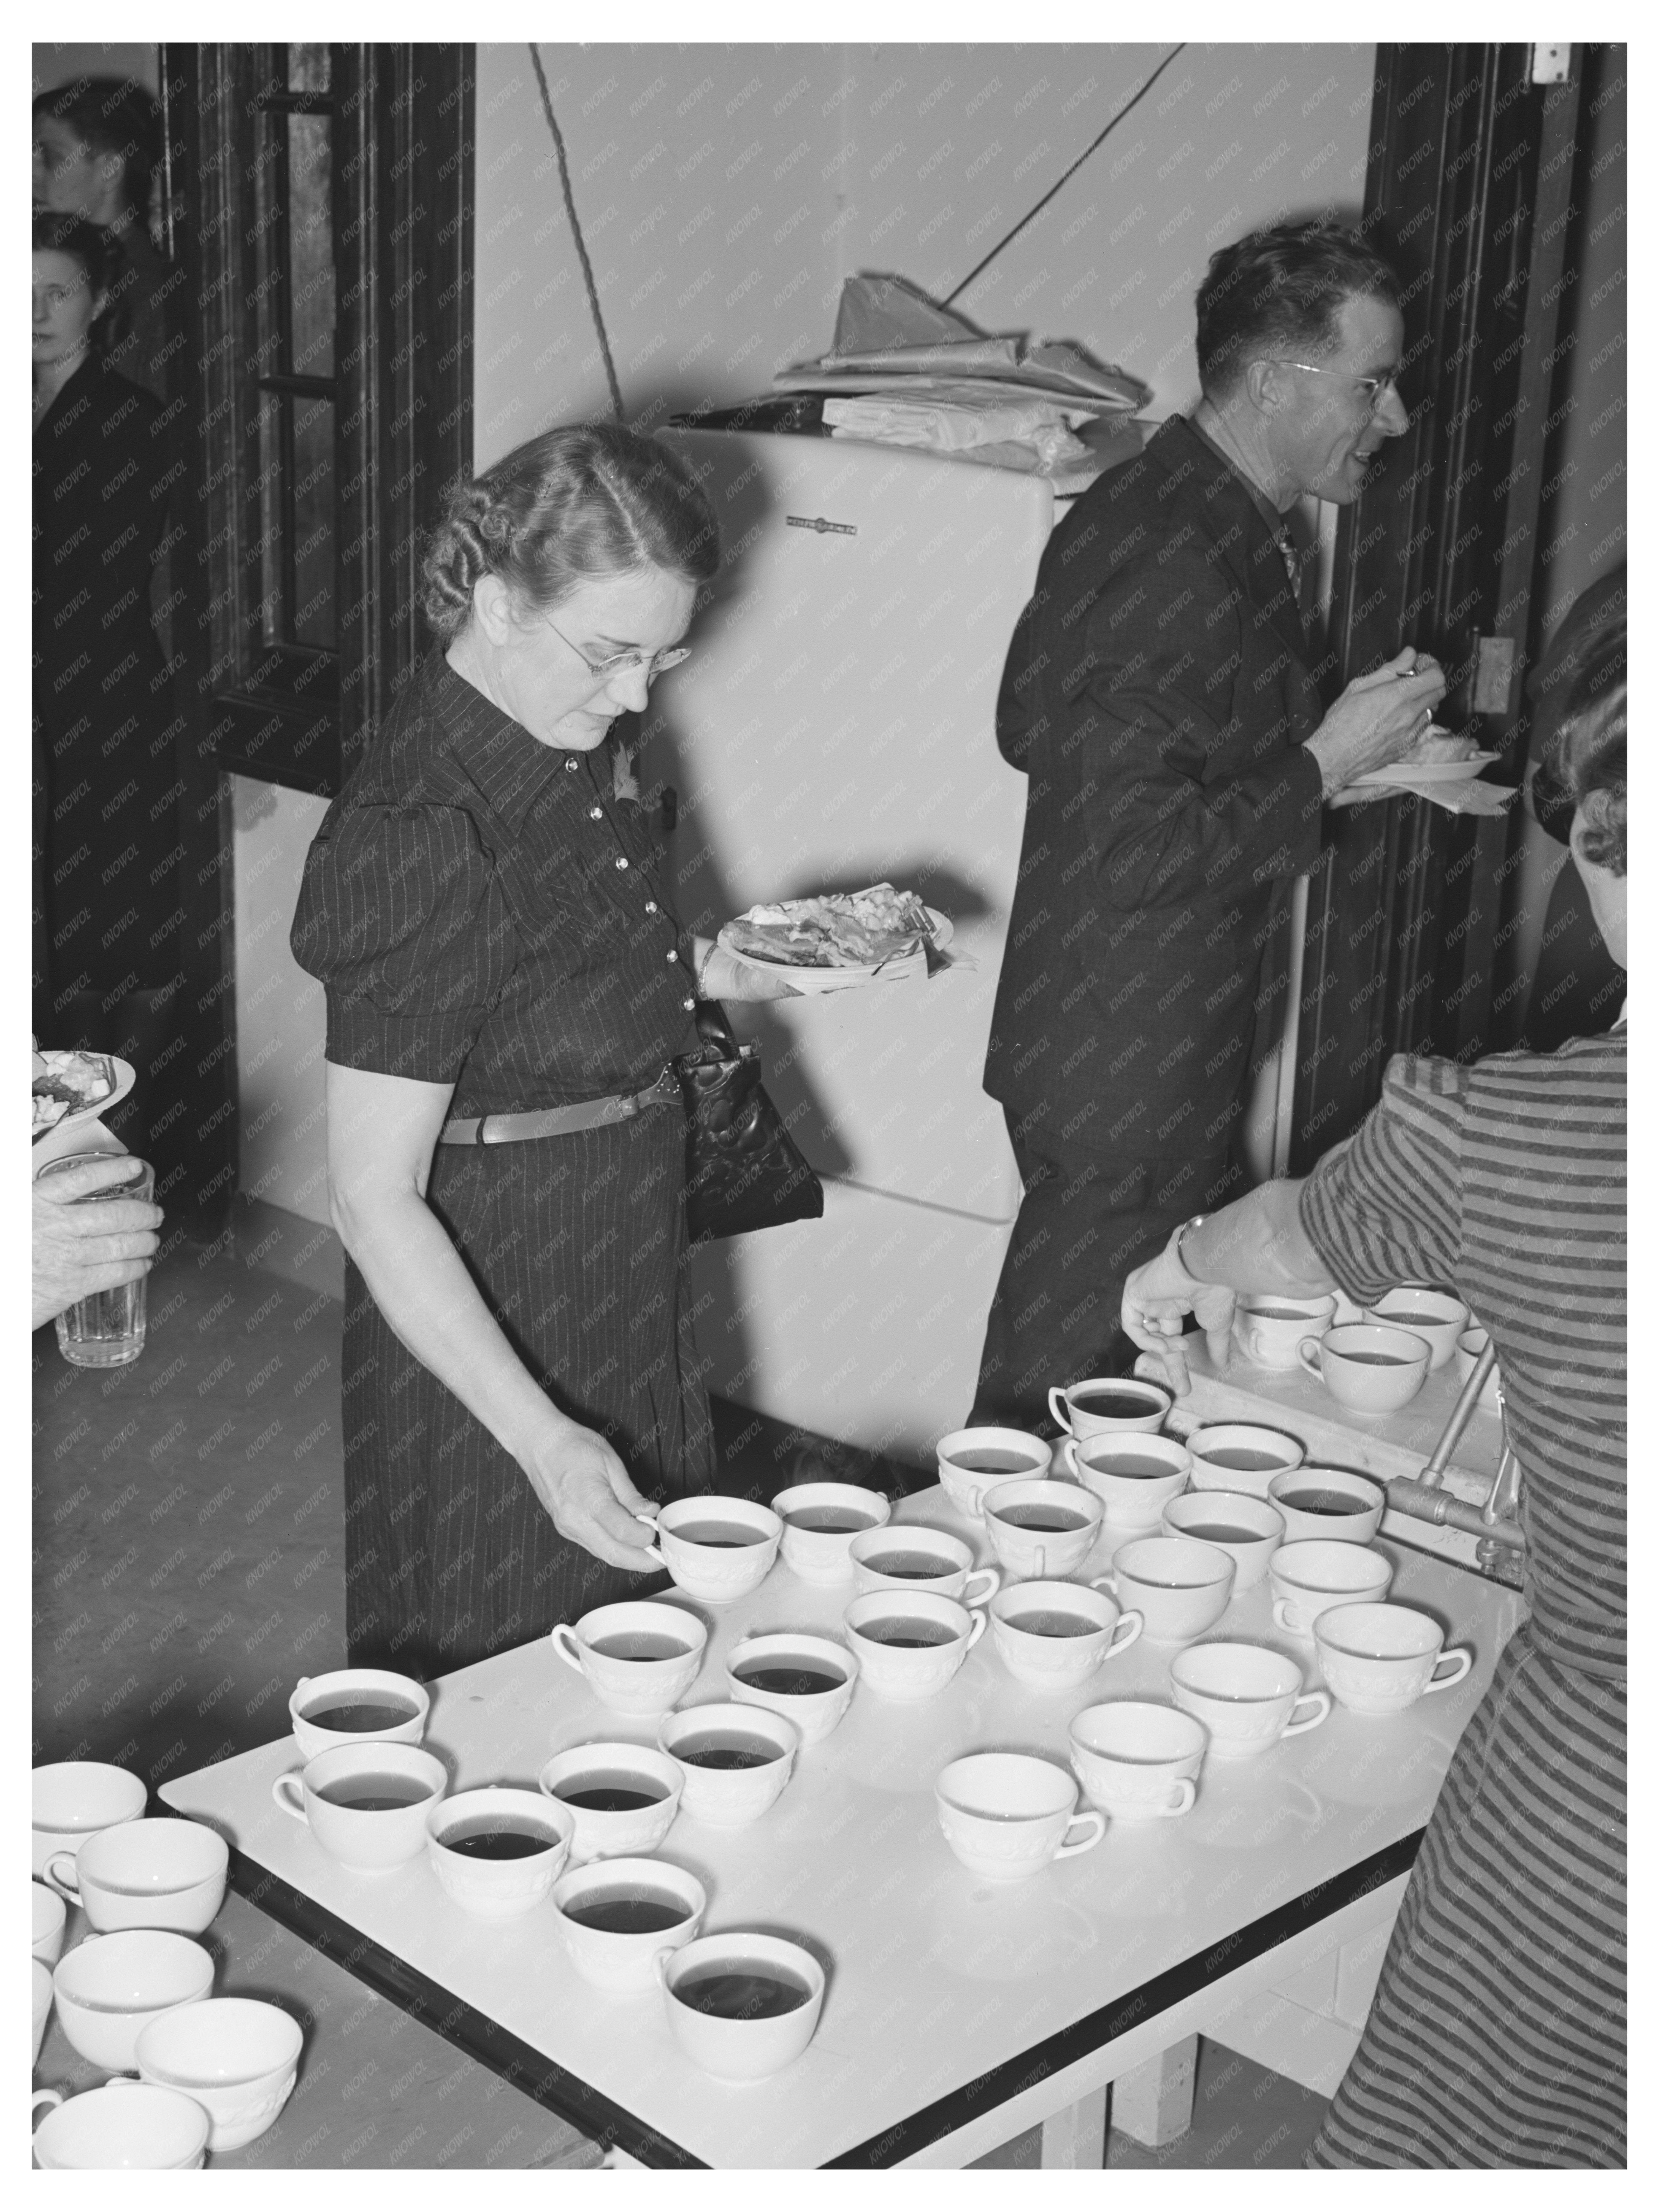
[{"x1": 1195, "y1": 223, "x2": 1401, "y2": 400}]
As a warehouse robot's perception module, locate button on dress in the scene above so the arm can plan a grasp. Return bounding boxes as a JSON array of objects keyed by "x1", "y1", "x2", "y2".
[{"x1": 291, "y1": 655, "x2": 712, "y2": 1674}]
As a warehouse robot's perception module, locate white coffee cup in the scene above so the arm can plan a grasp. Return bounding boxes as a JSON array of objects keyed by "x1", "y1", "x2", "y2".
[
  {"x1": 33, "y1": 1759, "x2": 148, "y2": 1883},
  {"x1": 988, "y1": 1580, "x2": 1142, "y2": 1689},
  {"x1": 1455, "y1": 1327, "x2": 1503, "y2": 1407},
  {"x1": 425, "y1": 1787, "x2": 573, "y2": 1917},
  {"x1": 1232, "y1": 1293, "x2": 1338, "y2": 1369},
  {"x1": 981, "y1": 1478, "x2": 1104, "y2": 1582},
  {"x1": 33, "y1": 1879, "x2": 67, "y2": 1965},
  {"x1": 52, "y1": 1929, "x2": 214, "y2": 2073},
  {"x1": 1363, "y1": 1285, "x2": 1470, "y2": 1371},
  {"x1": 935, "y1": 1753, "x2": 1105, "y2": 1881},
  {"x1": 935, "y1": 1427, "x2": 1054, "y2": 1520},
  {"x1": 1092, "y1": 1536, "x2": 1236, "y2": 1643},
  {"x1": 553, "y1": 1857, "x2": 706, "y2": 1992},
  {"x1": 1068, "y1": 1701, "x2": 1208, "y2": 1820},
  {"x1": 843, "y1": 1591, "x2": 985, "y2": 1700},
  {"x1": 1170, "y1": 1642, "x2": 1332, "y2": 1759},
  {"x1": 1059, "y1": 1431, "x2": 1191, "y2": 1528},
  {"x1": 538, "y1": 1744, "x2": 683, "y2": 1863},
  {"x1": 32, "y1": 2081, "x2": 210, "y2": 2170},
  {"x1": 725, "y1": 1633, "x2": 859, "y2": 1743},
  {"x1": 658, "y1": 1932, "x2": 825, "y2": 2081},
  {"x1": 45, "y1": 1817, "x2": 229, "y2": 1935},
  {"x1": 1185, "y1": 1423, "x2": 1305, "y2": 1496},
  {"x1": 772, "y1": 1482, "x2": 892, "y2": 1584},
  {"x1": 657, "y1": 1704, "x2": 799, "y2": 1829},
  {"x1": 848, "y1": 1525, "x2": 1001, "y2": 1606},
  {"x1": 1160, "y1": 1491, "x2": 1284, "y2": 1591},
  {"x1": 634, "y1": 1494, "x2": 783, "y2": 1606},
  {"x1": 1266, "y1": 1467, "x2": 1386, "y2": 1546},
  {"x1": 270, "y1": 1741, "x2": 448, "y2": 1873},
  {"x1": 135, "y1": 1996, "x2": 303, "y2": 2152},
  {"x1": 548, "y1": 1600, "x2": 708, "y2": 1715},
  {"x1": 1314, "y1": 1602, "x2": 1475, "y2": 1715},
  {"x1": 1270, "y1": 1540, "x2": 1394, "y2": 1636},
  {"x1": 1298, "y1": 1323, "x2": 1429, "y2": 1413},
  {"x1": 1047, "y1": 1376, "x2": 1172, "y2": 1440},
  {"x1": 33, "y1": 1956, "x2": 53, "y2": 2067},
  {"x1": 287, "y1": 1668, "x2": 430, "y2": 1761}
]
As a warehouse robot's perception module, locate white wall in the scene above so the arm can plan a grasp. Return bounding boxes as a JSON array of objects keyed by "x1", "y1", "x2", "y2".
[
  {"x1": 231, "y1": 778, "x2": 331, "y2": 1226},
  {"x1": 474, "y1": 42, "x2": 1377, "y2": 448}
]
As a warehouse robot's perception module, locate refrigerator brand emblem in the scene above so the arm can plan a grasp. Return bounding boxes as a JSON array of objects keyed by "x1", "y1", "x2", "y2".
[{"x1": 786, "y1": 514, "x2": 857, "y2": 536}]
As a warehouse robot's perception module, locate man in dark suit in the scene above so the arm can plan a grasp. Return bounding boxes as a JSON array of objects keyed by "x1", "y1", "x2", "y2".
[{"x1": 973, "y1": 224, "x2": 1446, "y2": 1427}]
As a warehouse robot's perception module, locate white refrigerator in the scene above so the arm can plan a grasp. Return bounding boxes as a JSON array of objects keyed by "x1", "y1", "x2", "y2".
[{"x1": 655, "y1": 428, "x2": 1054, "y2": 1464}]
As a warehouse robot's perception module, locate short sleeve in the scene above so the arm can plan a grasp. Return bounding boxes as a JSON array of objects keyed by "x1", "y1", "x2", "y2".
[
  {"x1": 290, "y1": 803, "x2": 507, "y2": 1083},
  {"x1": 1297, "y1": 1052, "x2": 1470, "y2": 1305}
]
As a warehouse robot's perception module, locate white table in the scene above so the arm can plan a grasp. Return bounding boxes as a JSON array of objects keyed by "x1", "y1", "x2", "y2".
[{"x1": 161, "y1": 1489, "x2": 1521, "y2": 2168}]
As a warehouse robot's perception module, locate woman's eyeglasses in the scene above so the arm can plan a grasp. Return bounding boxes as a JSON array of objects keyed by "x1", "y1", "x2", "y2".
[{"x1": 544, "y1": 615, "x2": 691, "y2": 683}]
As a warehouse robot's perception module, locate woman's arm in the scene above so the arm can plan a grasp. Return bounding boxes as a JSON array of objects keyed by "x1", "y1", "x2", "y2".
[
  {"x1": 1121, "y1": 1177, "x2": 1339, "y2": 1395},
  {"x1": 690, "y1": 935, "x2": 800, "y2": 1003},
  {"x1": 325, "y1": 1061, "x2": 660, "y2": 1570}
]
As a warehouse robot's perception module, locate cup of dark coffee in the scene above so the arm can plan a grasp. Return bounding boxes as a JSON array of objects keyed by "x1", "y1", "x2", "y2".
[
  {"x1": 843, "y1": 1591, "x2": 985, "y2": 1700},
  {"x1": 1058, "y1": 1431, "x2": 1191, "y2": 1528},
  {"x1": 538, "y1": 1743, "x2": 684, "y2": 1862},
  {"x1": 657, "y1": 1932, "x2": 825, "y2": 2079},
  {"x1": 1185, "y1": 1423, "x2": 1304, "y2": 1497},
  {"x1": 1362, "y1": 1286, "x2": 1469, "y2": 1371},
  {"x1": 425, "y1": 1787, "x2": 573, "y2": 1917},
  {"x1": 634, "y1": 1495, "x2": 783, "y2": 1607},
  {"x1": 981, "y1": 1478, "x2": 1104, "y2": 1582},
  {"x1": 1267, "y1": 1468, "x2": 1386, "y2": 1545},
  {"x1": 988, "y1": 1580, "x2": 1142, "y2": 1689},
  {"x1": 270, "y1": 1742, "x2": 448, "y2": 1873},
  {"x1": 1160, "y1": 1490, "x2": 1285, "y2": 1591},
  {"x1": 1047, "y1": 1377, "x2": 1172, "y2": 1441},
  {"x1": 287, "y1": 1668, "x2": 429, "y2": 1761},
  {"x1": 657, "y1": 1704, "x2": 799, "y2": 1828},
  {"x1": 1232, "y1": 1294, "x2": 1337, "y2": 1370},
  {"x1": 847, "y1": 1525, "x2": 1001, "y2": 1606},
  {"x1": 1298, "y1": 1324, "x2": 1430, "y2": 1413},
  {"x1": 548, "y1": 1600, "x2": 708, "y2": 1716},
  {"x1": 934, "y1": 1427, "x2": 1053, "y2": 1520},
  {"x1": 773, "y1": 1482, "x2": 892, "y2": 1585},
  {"x1": 726, "y1": 1632, "x2": 858, "y2": 1744},
  {"x1": 553, "y1": 1857, "x2": 706, "y2": 1991}
]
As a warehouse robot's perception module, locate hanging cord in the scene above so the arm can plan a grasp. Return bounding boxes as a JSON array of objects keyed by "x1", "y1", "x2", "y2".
[
  {"x1": 941, "y1": 43, "x2": 1188, "y2": 306},
  {"x1": 528, "y1": 42, "x2": 626, "y2": 422}
]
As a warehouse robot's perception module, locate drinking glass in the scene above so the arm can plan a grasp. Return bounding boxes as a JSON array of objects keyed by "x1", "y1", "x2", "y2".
[{"x1": 39, "y1": 1152, "x2": 154, "y2": 1368}]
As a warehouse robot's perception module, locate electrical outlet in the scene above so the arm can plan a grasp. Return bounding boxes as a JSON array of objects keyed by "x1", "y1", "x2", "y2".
[
  {"x1": 1531, "y1": 44, "x2": 1571, "y2": 84},
  {"x1": 1472, "y1": 635, "x2": 1520, "y2": 717}
]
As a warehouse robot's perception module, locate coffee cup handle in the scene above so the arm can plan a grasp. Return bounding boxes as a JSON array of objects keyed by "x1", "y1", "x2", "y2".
[
  {"x1": 1053, "y1": 1809, "x2": 1106, "y2": 1859},
  {"x1": 962, "y1": 1609, "x2": 987, "y2": 1651},
  {"x1": 1032, "y1": 1545, "x2": 1047, "y2": 1579},
  {"x1": 631, "y1": 1510, "x2": 667, "y2": 1568},
  {"x1": 1270, "y1": 1597, "x2": 1299, "y2": 1633},
  {"x1": 43, "y1": 1850, "x2": 82, "y2": 1903},
  {"x1": 1154, "y1": 1777, "x2": 1198, "y2": 1818},
  {"x1": 1296, "y1": 1338, "x2": 1324, "y2": 1378},
  {"x1": 1055, "y1": 1437, "x2": 1078, "y2": 1479},
  {"x1": 1280, "y1": 1689, "x2": 1332, "y2": 1739},
  {"x1": 548, "y1": 1624, "x2": 586, "y2": 1673},
  {"x1": 1046, "y1": 1387, "x2": 1075, "y2": 1436},
  {"x1": 270, "y1": 1773, "x2": 310, "y2": 1825},
  {"x1": 651, "y1": 1947, "x2": 675, "y2": 1991},
  {"x1": 1089, "y1": 1572, "x2": 1119, "y2": 1600},
  {"x1": 1424, "y1": 1646, "x2": 1474, "y2": 1694},
  {"x1": 961, "y1": 1566, "x2": 1001, "y2": 1608},
  {"x1": 1106, "y1": 1609, "x2": 1144, "y2": 1658},
  {"x1": 31, "y1": 2089, "x2": 64, "y2": 2124}
]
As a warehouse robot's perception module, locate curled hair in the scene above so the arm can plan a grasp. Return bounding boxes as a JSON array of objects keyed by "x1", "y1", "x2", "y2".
[
  {"x1": 420, "y1": 423, "x2": 720, "y2": 642},
  {"x1": 1195, "y1": 223, "x2": 1401, "y2": 400},
  {"x1": 32, "y1": 207, "x2": 126, "y2": 351},
  {"x1": 33, "y1": 76, "x2": 163, "y2": 225},
  {"x1": 1542, "y1": 621, "x2": 1626, "y2": 876}
]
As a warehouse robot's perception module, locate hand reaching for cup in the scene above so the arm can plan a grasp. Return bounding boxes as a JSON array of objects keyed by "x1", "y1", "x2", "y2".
[
  {"x1": 1304, "y1": 649, "x2": 1447, "y2": 797},
  {"x1": 1120, "y1": 1243, "x2": 1237, "y2": 1398},
  {"x1": 518, "y1": 1415, "x2": 665, "y2": 1570}
]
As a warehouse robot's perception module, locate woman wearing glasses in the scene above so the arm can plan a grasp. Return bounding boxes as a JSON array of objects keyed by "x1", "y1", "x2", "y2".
[{"x1": 292, "y1": 425, "x2": 796, "y2": 1673}]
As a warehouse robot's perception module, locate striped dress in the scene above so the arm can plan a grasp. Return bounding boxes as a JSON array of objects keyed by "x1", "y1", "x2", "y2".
[{"x1": 1298, "y1": 1029, "x2": 1626, "y2": 2168}]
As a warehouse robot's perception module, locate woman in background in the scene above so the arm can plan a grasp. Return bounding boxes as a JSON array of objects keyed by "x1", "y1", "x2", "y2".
[{"x1": 1122, "y1": 630, "x2": 1626, "y2": 2167}]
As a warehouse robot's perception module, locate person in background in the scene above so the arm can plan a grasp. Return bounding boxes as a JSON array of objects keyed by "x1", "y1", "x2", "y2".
[
  {"x1": 33, "y1": 74, "x2": 175, "y2": 400},
  {"x1": 292, "y1": 425, "x2": 798, "y2": 1679},
  {"x1": 32, "y1": 211, "x2": 177, "y2": 1097},
  {"x1": 973, "y1": 223, "x2": 1445, "y2": 1430},
  {"x1": 1520, "y1": 562, "x2": 1626, "y2": 1051},
  {"x1": 1121, "y1": 628, "x2": 1626, "y2": 2168},
  {"x1": 33, "y1": 1156, "x2": 162, "y2": 1331}
]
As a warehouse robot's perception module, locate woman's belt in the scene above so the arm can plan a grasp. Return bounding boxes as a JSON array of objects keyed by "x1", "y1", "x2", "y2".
[{"x1": 438, "y1": 1068, "x2": 681, "y2": 1146}]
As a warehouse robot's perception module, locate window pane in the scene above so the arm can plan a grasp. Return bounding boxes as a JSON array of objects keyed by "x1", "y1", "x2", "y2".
[
  {"x1": 287, "y1": 43, "x2": 330, "y2": 92},
  {"x1": 292, "y1": 396, "x2": 336, "y2": 650},
  {"x1": 254, "y1": 395, "x2": 285, "y2": 649},
  {"x1": 287, "y1": 114, "x2": 335, "y2": 375}
]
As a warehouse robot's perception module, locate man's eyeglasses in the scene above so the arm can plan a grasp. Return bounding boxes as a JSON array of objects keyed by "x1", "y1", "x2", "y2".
[
  {"x1": 1264, "y1": 360, "x2": 1402, "y2": 412},
  {"x1": 544, "y1": 615, "x2": 691, "y2": 683}
]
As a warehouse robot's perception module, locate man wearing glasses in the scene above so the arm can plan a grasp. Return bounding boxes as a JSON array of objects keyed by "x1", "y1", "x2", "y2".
[{"x1": 973, "y1": 222, "x2": 1447, "y2": 1428}]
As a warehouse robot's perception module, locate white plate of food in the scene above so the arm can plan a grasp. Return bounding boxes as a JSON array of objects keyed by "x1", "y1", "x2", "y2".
[
  {"x1": 718, "y1": 885, "x2": 952, "y2": 994},
  {"x1": 32, "y1": 1049, "x2": 135, "y2": 1147},
  {"x1": 1352, "y1": 730, "x2": 1499, "y2": 788}
]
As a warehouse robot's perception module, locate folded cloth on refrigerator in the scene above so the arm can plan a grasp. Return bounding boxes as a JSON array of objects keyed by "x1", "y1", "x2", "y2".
[{"x1": 820, "y1": 393, "x2": 1090, "y2": 453}]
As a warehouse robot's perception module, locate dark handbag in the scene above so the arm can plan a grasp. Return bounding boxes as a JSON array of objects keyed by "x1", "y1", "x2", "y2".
[{"x1": 676, "y1": 1000, "x2": 824, "y2": 1244}]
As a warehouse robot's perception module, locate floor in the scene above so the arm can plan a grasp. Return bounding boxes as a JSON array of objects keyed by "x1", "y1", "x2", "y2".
[{"x1": 32, "y1": 1199, "x2": 1329, "y2": 2169}]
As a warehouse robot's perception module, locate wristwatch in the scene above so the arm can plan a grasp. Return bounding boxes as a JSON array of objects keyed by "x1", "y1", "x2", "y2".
[{"x1": 1172, "y1": 1214, "x2": 1208, "y2": 1284}]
